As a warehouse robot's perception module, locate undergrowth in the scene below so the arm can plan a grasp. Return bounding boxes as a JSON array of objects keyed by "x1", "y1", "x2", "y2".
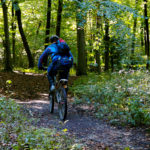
[
  {"x1": 14, "y1": 67, "x2": 76, "y2": 76},
  {"x1": 0, "y1": 97, "x2": 82, "y2": 149},
  {"x1": 71, "y1": 70, "x2": 150, "y2": 126}
]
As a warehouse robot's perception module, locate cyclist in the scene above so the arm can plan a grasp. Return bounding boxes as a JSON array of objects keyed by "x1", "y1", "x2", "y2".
[{"x1": 38, "y1": 35, "x2": 73, "y2": 92}]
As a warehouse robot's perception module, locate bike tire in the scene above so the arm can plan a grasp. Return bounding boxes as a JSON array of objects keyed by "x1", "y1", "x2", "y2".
[
  {"x1": 58, "y1": 87, "x2": 67, "y2": 121},
  {"x1": 49, "y1": 93, "x2": 54, "y2": 113}
]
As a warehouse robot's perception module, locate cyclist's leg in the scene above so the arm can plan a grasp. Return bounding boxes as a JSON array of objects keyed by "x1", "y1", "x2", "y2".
[
  {"x1": 47, "y1": 63, "x2": 57, "y2": 91},
  {"x1": 48, "y1": 61, "x2": 62, "y2": 82},
  {"x1": 47, "y1": 64, "x2": 53, "y2": 84},
  {"x1": 59, "y1": 66, "x2": 70, "y2": 93},
  {"x1": 59, "y1": 65, "x2": 70, "y2": 80}
]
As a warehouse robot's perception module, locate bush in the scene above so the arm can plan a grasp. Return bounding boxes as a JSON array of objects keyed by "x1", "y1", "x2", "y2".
[{"x1": 71, "y1": 70, "x2": 150, "y2": 126}]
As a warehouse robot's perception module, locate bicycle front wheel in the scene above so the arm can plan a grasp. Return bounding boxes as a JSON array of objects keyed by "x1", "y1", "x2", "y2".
[{"x1": 58, "y1": 87, "x2": 67, "y2": 121}]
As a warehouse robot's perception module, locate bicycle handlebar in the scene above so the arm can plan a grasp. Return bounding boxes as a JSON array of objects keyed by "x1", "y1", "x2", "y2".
[{"x1": 42, "y1": 67, "x2": 47, "y2": 71}]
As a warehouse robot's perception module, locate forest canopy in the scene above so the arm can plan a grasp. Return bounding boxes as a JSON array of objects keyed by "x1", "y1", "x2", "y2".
[{"x1": 0, "y1": 0, "x2": 150, "y2": 74}]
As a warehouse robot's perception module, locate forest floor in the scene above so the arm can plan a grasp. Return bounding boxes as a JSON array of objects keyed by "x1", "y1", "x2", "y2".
[{"x1": 0, "y1": 72, "x2": 150, "y2": 150}]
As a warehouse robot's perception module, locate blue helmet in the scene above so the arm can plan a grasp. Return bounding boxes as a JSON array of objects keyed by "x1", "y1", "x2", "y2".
[{"x1": 50, "y1": 35, "x2": 59, "y2": 43}]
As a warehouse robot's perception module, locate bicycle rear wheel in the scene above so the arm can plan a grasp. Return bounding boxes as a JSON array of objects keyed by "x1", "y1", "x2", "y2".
[
  {"x1": 49, "y1": 93, "x2": 54, "y2": 113},
  {"x1": 58, "y1": 87, "x2": 67, "y2": 121}
]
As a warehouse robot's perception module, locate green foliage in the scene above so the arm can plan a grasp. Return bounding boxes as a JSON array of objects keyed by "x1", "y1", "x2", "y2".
[
  {"x1": 0, "y1": 0, "x2": 147, "y2": 70},
  {"x1": 0, "y1": 97, "x2": 82, "y2": 149},
  {"x1": 0, "y1": 97, "x2": 23, "y2": 124},
  {"x1": 71, "y1": 70, "x2": 150, "y2": 126},
  {"x1": 15, "y1": 67, "x2": 45, "y2": 74},
  {"x1": 12, "y1": 2, "x2": 20, "y2": 11},
  {"x1": 5, "y1": 80, "x2": 12, "y2": 94},
  {"x1": 0, "y1": 97, "x2": 27, "y2": 149},
  {"x1": 13, "y1": 128, "x2": 75, "y2": 149}
]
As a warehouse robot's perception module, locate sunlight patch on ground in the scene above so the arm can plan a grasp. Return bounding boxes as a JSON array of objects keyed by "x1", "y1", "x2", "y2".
[
  {"x1": 39, "y1": 93, "x2": 48, "y2": 96},
  {"x1": 16, "y1": 100, "x2": 49, "y2": 104},
  {"x1": 14, "y1": 70, "x2": 45, "y2": 76},
  {"x1": 31, "y1": 105, "x2": 43, "y2": 109}
]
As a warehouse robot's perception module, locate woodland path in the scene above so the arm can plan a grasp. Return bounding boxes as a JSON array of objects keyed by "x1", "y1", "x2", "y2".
[
  {"x1": 17, "y1": 95, "x2": 150, "y2": 150},
  {"x1": 0, "y1": 72, "x2": 149, "y2": 150}
]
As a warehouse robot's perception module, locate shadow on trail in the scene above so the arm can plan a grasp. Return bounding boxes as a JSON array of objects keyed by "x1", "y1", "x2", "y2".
[{"x1": 17, "y1": 95, "x2": 150, "y2": 150}]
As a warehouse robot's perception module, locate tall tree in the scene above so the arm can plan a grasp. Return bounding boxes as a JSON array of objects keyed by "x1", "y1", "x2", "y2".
[
  {"x1": 104, "y1": 18, "x2": 110, "y2": 71},
  {"x1": 76, "y1": 0, "x2": 87, "y2": 75},
  {"x1": 35, "y1": 21, "x2": 42, "y2": 44},
  {"x1": 131, "y1": 0, "x2": 138, "y2": 55},
  {"x1": 56, "y1": 0, "x2": 63, "y2": 37},
  {"x1": 144, "y1": 0, "x2": 150, "y2": 69},
  {"x1": 14, "y1": 1, "x2": 34, "y2": 68},
  {"x1": 12, "y1": 1, "x2": 16, "y2": 66},
  {"x1": 44, "y1": 0, "x2": 51, "y2": 49},
  {"x1": 1, "y1": 0, "x2": 12, "y2": 71},
  {"x1": 95, "y1": 9, "x2": 103, "y2": 74},
  {"x1": 110, "y1": 39, "x2": 114, "y2": 72},
  {"x1": 140, "y1": 21, "x2": 144, "y2": 50}
]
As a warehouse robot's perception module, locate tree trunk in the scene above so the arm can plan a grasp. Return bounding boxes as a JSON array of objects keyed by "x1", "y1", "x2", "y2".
[
  {"x1": 36, "y1": 21, "x2": 42, "y2": 36},
  {"x1": 12, "y1": 3, "x2": 16, "y2": 66},
  {"x1": 140, "y1": 21, "x2": 144, "y2": 50},
  {"x1": 44, "y1": 0, "x2": 51, "y2": 49},
  {"x1": 1, "y1": 0, "x2": 12, "y2": 71},
  {"x1": 95, "y1": 12, "x2": 102, "y2": 74},
  {"x1": 77, "y1": 27, "x2": 87, "y2": 75},
  {"x1": 76, "y1": 0, "x2": 87, "y2": 76},
  {"x1": 15, "y1": 3, "x2": 34, "y2": 68},
  {"x1": 56, "y1": 0, "x2": 63, "y2": 37},
  {"x1": 34, "y1": 21, "x2": 42, "y2": 45},
  {"x1": 131, "y1": 16, "x2": 137, "y2": 55},
  {"x1": 89, "y1": 11, "x2": 93, "y2": 47},
  {"x1": 144, "y1": 29, "x2": 147, "y2": 55},
  {"x1": 131, "y1": 0, "x2": 138, "y2": 55},
  {"x1": 104, "y1": 18, "x2": 110, "y2": 71},
  {"x1": 110, "y1": 47, "x2": 114, "y2": 72},
  {"x1": 144, "y1": 0, "x2": 150, "y2": 69}
]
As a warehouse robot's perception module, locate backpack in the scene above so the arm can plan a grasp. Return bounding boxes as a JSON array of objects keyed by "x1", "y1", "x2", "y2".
[
  {"x1": 59, "y1": 57, "x2": 73, "y2": 68},
  {"x1": 56, "y1": 41, "x2": 70, "y2": 56}
]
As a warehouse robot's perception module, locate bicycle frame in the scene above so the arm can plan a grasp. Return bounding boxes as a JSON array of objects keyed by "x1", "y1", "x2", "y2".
[
  {"x1": 49, "y1": 70, "x2": 68, "y2": 120},
  {"x1": 56, "y1": 79, "x2": 68, "y2": 89}
]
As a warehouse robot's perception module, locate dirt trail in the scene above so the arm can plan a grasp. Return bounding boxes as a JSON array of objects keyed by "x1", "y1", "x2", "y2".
[
  {"x1": 17, "y1": 94, "x2": 150, "y2": 150},
  {"x1": 0, "y1": 72, "x2": 149, "y2": 149}
]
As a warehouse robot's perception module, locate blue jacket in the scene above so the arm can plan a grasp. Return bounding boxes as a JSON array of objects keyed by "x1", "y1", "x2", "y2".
[{"x1": 38, "y1": 41, "x2": 73, "y2": 70}]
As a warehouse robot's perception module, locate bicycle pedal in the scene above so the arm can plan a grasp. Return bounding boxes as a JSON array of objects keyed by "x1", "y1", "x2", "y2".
[{"x1": 60, "y1": 101, "x2": 65, "y2": 105}]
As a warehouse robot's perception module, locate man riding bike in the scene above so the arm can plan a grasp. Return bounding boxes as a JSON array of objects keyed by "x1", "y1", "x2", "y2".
[{"x1": 38, "y1": 35, "x2": 73, "y2": 92}]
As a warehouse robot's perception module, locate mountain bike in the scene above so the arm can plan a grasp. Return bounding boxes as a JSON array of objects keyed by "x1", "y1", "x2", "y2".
[{"x1": 49, "y1": 70, "x2": 68, "y2": 121}]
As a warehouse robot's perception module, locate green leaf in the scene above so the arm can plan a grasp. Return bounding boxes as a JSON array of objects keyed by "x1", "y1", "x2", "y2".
[
  {"x1": 6, "y1": 80, "x2": 12, "y2": 84},
  {"x1": 12, "y1": 2, "x2": 20, "y2": 11}
]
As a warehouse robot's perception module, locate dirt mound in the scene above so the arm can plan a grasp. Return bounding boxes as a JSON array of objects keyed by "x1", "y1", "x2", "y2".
[
  {"x1": 0, "y1": 71, "x2": 78, "y2": 100},
  {"x1": 0, "y1": 71, "x2": 48, "y2": 100}
]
